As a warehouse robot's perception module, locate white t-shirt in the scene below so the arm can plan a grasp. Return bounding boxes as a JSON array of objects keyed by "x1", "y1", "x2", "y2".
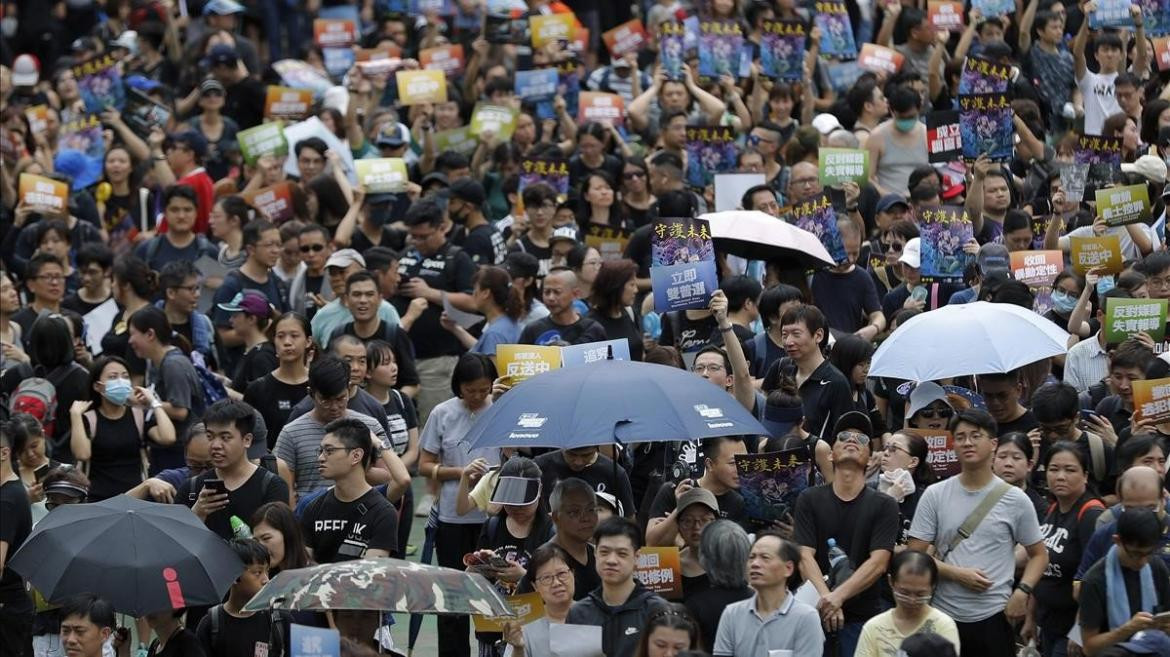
[{"x1": 1078, "y1": 70, "x2": 1120, "y2": 136}]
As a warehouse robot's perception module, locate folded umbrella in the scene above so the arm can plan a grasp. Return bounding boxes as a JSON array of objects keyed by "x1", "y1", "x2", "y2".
[
  {"x1": 869, "y1": 301, "x2": 1071, "y2": 381},
  {"x1": 462, "y1": 360, "x2": 767, "y2": 451},
  {"x1": 700, "y1": 210, "x2": 836, "y2": 269},
  {"x1": 9, "y1": 495, "x2": 243, "y2": 616},
  {"x1": 244, "y1": 558, "x2": 511, "y2": 616}
]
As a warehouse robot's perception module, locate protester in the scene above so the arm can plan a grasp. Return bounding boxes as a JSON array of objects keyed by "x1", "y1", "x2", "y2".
[
  {"x1": 854, "y1": 550, "x2": 960, "y2": 657},
  {"x1": 685, "y1": 520, "x2": 753, "y2": 654},
  {"x1": 195, "y1": 539, "x2": 283, "y2": 657},
  {"x1": 501, "y1": 543, "x2": 577, "y2": 657}
]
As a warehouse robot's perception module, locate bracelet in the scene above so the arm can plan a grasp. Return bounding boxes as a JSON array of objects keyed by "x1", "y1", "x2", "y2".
[
  {"x1": 431, "y1": 464, "x2": 440, "y2": 480},
  {"x1": 150, "y1": 400, "x2": 163, "y2": 410},
  {"x1": 719, "y1": 325, "x2": 734, "y2": 332},
  {"x1": 1017, "y1": 582, "x2": 1034, "y2": 595}
]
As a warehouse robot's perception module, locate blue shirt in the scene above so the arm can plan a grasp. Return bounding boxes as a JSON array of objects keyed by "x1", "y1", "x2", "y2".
[
  {"x1": 472, "y1": 316, "x2": 521, "y2": 356},
  {"x1": 1075, "y1": 501, "x2": 1170, "y2": 580},
  {"x1": 948, "y1": 287, "x2": 978, "y2": 305}
]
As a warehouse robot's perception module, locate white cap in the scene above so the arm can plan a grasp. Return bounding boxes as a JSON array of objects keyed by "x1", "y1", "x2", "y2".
[
  {"x1": 811, "y1": 113, "x2": 843, "y2": 136},
  {"x1": 112, "y1": 31, "x2": 139, "y2": 57},
  {"x1": 12, "y1": 54, "x2": 39, "y2": 87},
  {"x1": 1120, "y1": 154, "x2": 1168, "y2": 184},
  {"x1": 325, "y1": 248, "x2": 365, "y2": 269},
  {"x1": 899, "y1": 237, "x2": 921, "y2": 269}
]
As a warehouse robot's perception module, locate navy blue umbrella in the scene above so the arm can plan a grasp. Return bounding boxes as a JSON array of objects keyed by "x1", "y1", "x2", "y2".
[{"x1": 463, "y1": 360, "x2": 766, "y2": 450}]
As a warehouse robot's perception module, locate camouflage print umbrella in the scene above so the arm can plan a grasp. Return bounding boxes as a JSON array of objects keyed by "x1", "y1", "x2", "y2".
[{"x1": 242, "y1": 558, "x2": 512, "y2": 617}]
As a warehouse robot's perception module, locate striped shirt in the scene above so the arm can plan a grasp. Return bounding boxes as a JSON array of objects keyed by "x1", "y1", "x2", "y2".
[
  {"x1": 274, "y1": 410, "x2": 388, "y2": 498},
  {"x1": 1063, "y1": 334, "x2": 1109, "y2": 394}
]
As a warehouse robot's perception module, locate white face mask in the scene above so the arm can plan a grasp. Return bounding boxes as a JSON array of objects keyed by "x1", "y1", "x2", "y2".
[{"x1": 0, "y1": 18, "x2": 16, "y2": 38}]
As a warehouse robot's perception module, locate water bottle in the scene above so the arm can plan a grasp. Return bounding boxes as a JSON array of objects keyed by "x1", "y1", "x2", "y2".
[
  {"x1": 827, "y1": 538, "x2": 853, "y2": 588},
  {"x1": 230, "y1": 515, "x2": 252, "y2": 539}
]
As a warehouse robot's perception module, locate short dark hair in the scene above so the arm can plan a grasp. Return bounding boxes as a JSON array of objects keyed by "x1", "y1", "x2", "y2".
[
  {"x1": 528, "y1": 543, "x2": 573, "y2": 579},
  {"x1": 298, "y1": 223, "x2": 330, "y2": 242},
  {"x1": 702, "y1": 435, "x2": 745, "y2": 463},
  {"x1": 159, "y1": 260, "x2": 200, "y2": 291},
  {"x1": 435, "y1": 150, "x2": 470, "y2": 173},
  {"x1": 1094, "y1": 32, "x2": 1124, "y2": 53},
  {"x1": 779, "y1": 304, "x2": 827, "y2": 342},
  {"x1": 741, "y1": 184, "x2": 776, "y2": 211},
  {"x1": 947, "y1": 408, "x2": 998, "y2": 437},
  {"x1": 309, "y1": 354, "x2": 351, "y2": 398},
  {"x1": 451, "y1": 353, "x2": 498, "y2": 397},
  {"x1": 889, "y1": 549, "x2": 938, "y2": 585},
  {"x1": 521, "y1": 182, "x2": 557, "y2": 209},
  {"x1": 345, "y1": 270, "x2": 380, "y2": 294},
  {"x1": 1117, "y1": 434, "x2": 1166, "y2": 470},
  {"x1": 243, "y1": 218, "x2": 278, "y2": 249},
  {"x1": 1117, "y1": 507, "x2": 1162, "y2": 547},
  {"x1": 1110, "y1": 340, "x2": 1155, "y2": 374},
  {"x1": 363, "y1": 246, "x2": 400, "y2": 274},
  {"x1": 1030, "y1": 382, "x2": 1080, "y2": 423},
  {"x1": 203, "y1": 399, "x2": 256, "y2": 438},
  {"x1": 26, "y1": 251, "x2": 64, "y2": 280},
  {"x1": 323, "y1": 416, "x2": 375, "y2": 469},
  {"x1": 163, "y1": 184, "x2": 198, "y2": 208},
  {"x1": 404, "y1": 199, "x2": 444, "y2": 228},
  {"x1": 593, "y1": 516, "x2": 642, "y2": 550},
  {"x1": 721, "y1": 276, "x2": 763, "y2": 313},
  {"x1": 1135, "y1": 252, "x2": 1170, "y2": 278},
  {"x1": 758, "y1": 284, "x2": 804, "y2": 327},
  {"x1": 60, "y1": 594, "x2": 116, "y2": 630},
  {"x1": 34, "y1": 219, "x2": 70, "y2": 247},
  {"x1": 887, "y1": 84, "x2": 922, "y2": 114},
  {"x1": 695, "y1": 345, "x2": 732, "y2": 373},
  {"x1": 229, "y1": 537, "x2": 271, "y2": 567},
  {"x1": 294, "y1": 137, "x2": 328, "y2": 158}
]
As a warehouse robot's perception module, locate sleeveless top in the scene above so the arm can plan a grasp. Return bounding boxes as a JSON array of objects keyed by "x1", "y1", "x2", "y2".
[{"x1": 877, "y1": 126, "x2": 929, "y2": 196}]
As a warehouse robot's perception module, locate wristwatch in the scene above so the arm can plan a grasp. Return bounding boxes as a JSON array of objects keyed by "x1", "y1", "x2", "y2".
[{"x1": 1017, "y1": 582, "x2": 1034, "y2": 595}]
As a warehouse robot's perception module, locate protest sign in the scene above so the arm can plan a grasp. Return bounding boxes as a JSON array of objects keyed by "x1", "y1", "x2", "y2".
[
  {"x1": 971, "y1": 0, "x2": 1014, "y2": 17},
  {"x1": 658, "y1": 21, "x2": 687, "y2": 80},
  {"x1": 958, "y1": 56, "x2": 1012, "y2": 95},
  {"x1": 1069, "y1": 235, "x2": 1124, "y2": 275},
  {"x1": 515, "y1": 68, "x2": 559, "y2": 104},
  {"x1": 557, "y1": 60, "x2": 581, "y2": 119},
  {"x1": 1156, "y1": 37, "x2": 1170, "y2": 70},
  {"x1": 1060, "y1": 162, "x2": 1090, "y2": 204},
  {"x1": 918, "y1": 205, "x2": 973, "y2": 281},
  {"x1": 497, "y1": 345, "x2": 562, "y2": 385},
  {"x1": 355, "y1": 158, "x2": 409, "y2": 194},
  {"x1": 759, "y1": 20, "x2": 807, "y2": 80},
  {"x1": 819, "y1": 148, "x2": 869, "y2": 186},
  {"x1": 585, "y1": 225, "x2": 631, "y2": 262},
  {"x1": 1010, "y1": 250, "x2": 1063, "y2": 314},
  {"x1": 814, "y1": 2, "x2": 857, "y2": 57},
  {"x1": 519, "y1": 157, "x2": 570, "y2": 198},
  {"x1": 19, "y1": 174, "x2": 69, "y2": 214},
  {"x1": 908, "y1": 429, "x2": 961, "y2": 479},
  {"x1": 684, "y1": 125, "x2": 737, "y2": 188},
  {"x1": 603, "y1": 19, "x2": 648, "y2": 57},
  {"x1": 472, "y1": 593, "x2": 546, "y2": 633},
  {"x1": 434, "y1": 126, "x2": 478, "y2": 157},
  {"x1": 419, "y1": 44, "x2": 465, "y2": 77},
  {"x1": 396, "y1": 69, "x2": 448, "y2": 105},
  {"x1": 1089, "y1": 0, "x2": 1134, "y2": 28},
  {"x1": 1139, "y1": 0, "x2": 1170, "y2": 36},
  {"x1": 1096, "y1": 184, "x2": 1151, "y2": 227},
  {"x1": 282, "y1": 117, "x2": 357, "y2": 183},
  {"x1": 577, "y1": 92, "x2": 624, "y2": 127},
  {"x1": 928, "y1": 0, "x2": 965, "y2": 31},
  {"x1": 24, "y1": 105, "x2": 48, "y2": 134},
  {"x1": 650, "y1": 217, "x2": 718, "y2": 313},
  {"x1": 792, "y1": 194, "x2": 846, "y2": 264},
  {"x1": 470, "y1": 103, "x2": 519, "y2": 140},
  {"x1": 313, "y1": 19, "x2": 356, "y2": 48},
  {"x1": 486, "y1": 11, "x2": 530, "y2": 44},
  {"x1": 73, "y1": 55, "x2": 124, "y2": 113},
  {"x1": 561, "y1": 339, "x2": 632, "y2": 367},
  {"x1": 530, "y1": 13, "x2": 576, "y2": 48},
  {"x1": 243, "y1": 182, "x2": 296, "y2": 224},
  {"x1": 958, "y1": 93, "x2": 1014, "y2": 161},
  {"x1": 411, "y1": 0, "x2": 455, "y2": 14},
  {"x1": 1074, "y1": 134, "x2": 1123, "y2": 189},
  {"x1": 826, "y1": 61, "x2": 865, "y2": 93},
  {"x1": 290, "y1": 623, "x2": 340, "y2": 657},
  {"x1": 1104, "y1": 297, "x2": 1168, "y2": 343},
  {"x1": 59, "y1": 114, "x2": 105, "y2": 165},
  {"x1": 926, "y1": 110, "x2": 962, "y2": 164},
  {"x1": 1132, "y1": 378, "x2": 1170, "y2": 423},
  {"x1": 238, "y1": 122, "x2": 288, "y2": 166},
  {"x1": 698, "y1": 20, "x2": 744, "y2": 78},
  {"x1": 738, "y1": 449, "x2": 812, "y2": 528},
  {"x1": 634, "y1": 547, "x2": 682, "y2": 599},
  {"x1": 264, "y1": 86, "x2": 313, "y2": 122},
  {"x1": 714, "y1": 173, "x2": 766, "y2": 211},
  {"x1": 857, "y1": 43, "x2": 904, "y2": 75}
]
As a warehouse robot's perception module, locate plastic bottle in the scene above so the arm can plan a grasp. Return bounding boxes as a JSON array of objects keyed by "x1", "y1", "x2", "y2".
[
  {"x1": 827, "y1": 538, "x2": 853, "y2": 588},
  {"x1": 230, "y1": 515, "x2": 252, "y2": 539}
]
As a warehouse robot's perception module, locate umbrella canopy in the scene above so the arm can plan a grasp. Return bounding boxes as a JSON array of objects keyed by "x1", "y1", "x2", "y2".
[
  {"x1": 243, "y1": 558, "x2": 511, "y2": 616},
  {"x1": 463, "y1": 360, "x2": 767, "y2": 451},
  {"x1": 869, "y1": 301, "x2": 1071, "y2": 381},
  {"x1": 700, "y1": 210, "x2": 836, "y2": 269},
  {"x1": 9, "y1": 495, "x2": 243, "y2": 616}
]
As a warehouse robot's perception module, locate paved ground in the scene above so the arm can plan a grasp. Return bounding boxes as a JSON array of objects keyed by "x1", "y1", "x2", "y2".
[{"x1": 387, "y1": 479, "x2": 441, "y2": 657}]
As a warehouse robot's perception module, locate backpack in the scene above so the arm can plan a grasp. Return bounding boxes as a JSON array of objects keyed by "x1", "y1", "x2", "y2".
[
  {"x1": 207, "y1": 604, "x2": 285, "y2": 657},
  {"x1": 144, "y1": 233, "x2": 215, "y2": 267},
  {"x1": 7, "y1": 363, "x2": 86, "y2": 439},
  {"x1": 1046, "y1": 497, "x2": 1106, "y2": 522},
  {"x1": 188, "y1": 350, "x2": 228, "y2": 404}
]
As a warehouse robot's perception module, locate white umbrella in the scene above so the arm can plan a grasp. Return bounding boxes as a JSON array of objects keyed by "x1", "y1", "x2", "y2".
[
  {"x1": 869, "y1": 301, "x2": 1071, "y2": 381},
  {"x1": 699, "y1": 210, "x2": 836, "y2": 269}
]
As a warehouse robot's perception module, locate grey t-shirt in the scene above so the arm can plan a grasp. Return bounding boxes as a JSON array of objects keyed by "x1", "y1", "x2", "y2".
[
  {"x1": 274, "y1": 410, "x2": 388, "y2": 498},
  {"x1": 908, "y1": 475, "x2": 1043, "y2": 623},
  {"x1": 419, "y1": 396, "x2": 500, "y2": 524}
]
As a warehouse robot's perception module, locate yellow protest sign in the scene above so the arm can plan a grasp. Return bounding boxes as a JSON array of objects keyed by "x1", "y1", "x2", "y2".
[{"x1": 496, "y1": 345, "x2": 562, "y2": 386}]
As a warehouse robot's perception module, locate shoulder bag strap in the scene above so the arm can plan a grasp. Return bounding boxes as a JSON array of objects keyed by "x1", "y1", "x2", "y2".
[
  {"x1": 1086, "y1": 431, "x2": 1106, "y2": 482},
  {"x1": 942, "y1": 481, "x2": 1012, "y2": 560}
]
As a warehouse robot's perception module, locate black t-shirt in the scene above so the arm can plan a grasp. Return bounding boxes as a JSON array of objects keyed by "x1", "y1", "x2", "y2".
[
  {"x1": 658, "y1": 312, "x2": 718, "y2": 356},
  {"x1": 478, "y1": 515, "x2": 555, "y2": 595},
  {"x1": 998, "y1": 409, "x2": 1040, "y2": 436},
  {"x1": 793, "y1": 484, "x2": 900, "y2": 623},
  {"x1": 586, "y1": 309, "x2": 644, "y2": 361},
  {"x1": 515, "y1": 540, "x2": 600, "y2": 601},
  {"x1": 232, "y1": 342, "x2": 279, "y2": 393},
  {"x1": 647, "y1": 482, "x2": 747, "y2": 526},
  {"x1": 1079, "y1": 553, "x2": 1170, "y2": 634},
  {"x1": 300, "y1": 487, "x2": 399, "y2": 561},
  {"x1": 458, "y1": 223, "x2": 507, "y2": 266},
  {"x1": 350, "y1": 225, "x2": 406, "y2": 254},
  {"x1": 333, "y1": 320, "x2": 421, "y2": 388},
  {"x1": 393, "y1": 242, "x2": 476, "y2": 359},
  {"x1": 178, "y1": 468, "x2": 290, "y2": 540},
  {"x1": 195, "y1": 607, "x2": 277, "y2": 657},
  {"x1": 244, "y1": 374, "x2": 309, "y2": 450},
  {"x1": 568, "y1": 153, "x2": 624, "y2": 189},
  {"x1": 82, "y1": 408, "x2": 154, "y2": 501},
  {"x1": 61, "y1": 292, "x2": 112, "y2": 316},
  {"x1": 379, "y1": 389, "x2": 419, "y2": 456},
  {"x1": 147, "y1": 627, "x2": 205, "y2": 657},
  {"x1": 518, "y1": 314, "x2": 609, "y2": 346},
  {"x1": 707, "y1": 323, "x2": 754, "y2": 351},
  {"x1": 0, "y1": 479, "x2": 32, "y2": 602},
  {"x1": 763, "y1": 358, "x2": 855, "y2": 438},
  {"x1": 686, "y1": 585, "x2": 753, "y2": 654},
  {"x1": 534, "y1": 451, "x2": 635, "y2": 519},
  {"x1": 101, "y1": 316, "x2": 149, "y2": 378},
  {"x1": 509, "y1": 237, "x2": 553, "y2": 281},
  {"x1": 223, "y1": 77, "x2": 267, "y2": 130},
  {"x1": 1035, "y1": 493, "x2": 1105, "y2": 634},
  {"x1": 624, "y1": 224, "x2": 653, "y2": 279},
  {"x1": 810, "y1": 267, "x2": 882, "y2": 333}
]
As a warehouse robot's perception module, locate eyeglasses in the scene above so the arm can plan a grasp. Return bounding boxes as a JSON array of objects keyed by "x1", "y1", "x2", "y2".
[
  {"x1": 748, "y1": 134, "x2": 776, "y2": 145},
  {"x1": 892, "y1": 588, "x2": 933, "y2": 605},
  {"x1": 953, "y1": 432, "x2": 988, "y2": 445},
  {"x1": 317, "y1": 445, "x2": 354, "y2": 457},
  {"x1": 1122, "y1": 543, "x2": 1159, "y2": 559},
  {"x1": 186, "y1": 461, "x2": 213, "y2": 474},
  {"x1": 300, "y1": 243, "x2": 327, "y2": 253},
  {"x1": 836, "y1": 430, "x2": 871, "y2": 446},
  {"x1": 791, "y1": 177, "x2": 819, "y2": 188},
  {"x1": 883, "y1": 443, "x2": 910, "y2": 455},
  {"x1": 679, "y1": 515, "x2": 714, "y2": 529},
  {"x1": 534, "y1": 570, "x2": 573, "y2": 586},
  {"x1": 32, "y1": 274, "x2": 65, "y2": 283},
  {"x1": 622, "y1": 170, "x2": 646, "y2": 180},
  {"x1": 691, "y1": 364, "x2": 725, "y2": 374},
  {"x1": 916, "y1": 407, "x2": 953, "y2": 420}
]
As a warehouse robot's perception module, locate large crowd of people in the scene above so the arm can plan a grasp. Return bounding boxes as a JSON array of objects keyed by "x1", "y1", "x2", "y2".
[{"x1": 2, "y1": 0, "x2": 1170, "y2": 656}]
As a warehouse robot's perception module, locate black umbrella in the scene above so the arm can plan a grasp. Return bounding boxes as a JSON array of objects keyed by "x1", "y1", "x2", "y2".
[{"x1": 10, "y1": 495, "x2": 243, "y2": 616}]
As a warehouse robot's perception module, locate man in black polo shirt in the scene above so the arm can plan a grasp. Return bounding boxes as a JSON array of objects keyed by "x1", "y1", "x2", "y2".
[
  {"x1": 394, "y1": 199, "x2": 477, "y2": 423},
  {"x1": 766, "y1": 305, "x2": 854, "y2": 438}
]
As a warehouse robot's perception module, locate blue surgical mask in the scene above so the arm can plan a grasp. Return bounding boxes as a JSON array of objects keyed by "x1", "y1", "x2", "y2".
[
  {"x1": 102, "y1": 378, "x2": 133, "y2": 406},
  {"x1": 1050, "y1": 290, "x2": 1077, "y2": 314},
  {"x1": 1096, "y1": 275, "x2": 1116, "y2": 296},
  {"x1": 895, "y1": 117, "x2": 919, "y2": 133}
]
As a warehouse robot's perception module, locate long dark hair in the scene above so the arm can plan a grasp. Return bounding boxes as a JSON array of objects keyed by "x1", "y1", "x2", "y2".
[
  {"x1": 251, "y1": 502, "x2": 314, "y2": 573},
  {"x1": 634, "y1": 603, "x2": 700, "y2": 657},
  {"x1": 473, "y1": 266, "x2": 525, "y2": 321},
  {"x1": 829, "y1": 334, "x2": 874, "y2": 390},
  {"x1": 87, "y1": 355, "x2": 130, "y2": 403},
  {"x1": 889, "y1": 430, "x2": 937, "y2": 486},
  {"x1": 590, "y1": 259, "x2": 637, "y2": 316}
]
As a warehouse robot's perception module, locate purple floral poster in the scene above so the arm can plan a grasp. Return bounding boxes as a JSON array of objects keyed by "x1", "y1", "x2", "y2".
[
  {"x1": 793, "y1": 193, "x2": 846, "y2": 265},
  {"x1": 651, "y1": 217, "x2": 718, "y2": 312},
  {"x1": 958, "y1": 93, "x2": 1013, "y2": 161},
  {"x1": 760, "y1": 20, "x2": 807, "y2": 81},
  {"x1": 814, "y1": 2, "x2": 857, "y2": 58},
  {"x1": 918, "y1": 205, "x2": 973, "y2": 281},
  {"x1": 698, "y1": 20, "x2": 743, "y2": 78},
  {"x1": 684, "y1": 125, "x2": 737, "y2": 188},
  {"x1": 738, "y1": 449, "x2": 812, "y2": 528},
  {"x1": 518, "y1": 157, "x2": 569, "y2": 199},
  {"x1": 73, "y1": 55, "x2": 125, "y2": 113},
  {"x1": 958, "y1": 56, "x2": 1012, "y2": 95},
  {"x1": 658, "y1": 21, "x2": 687, "y2": 80},
  {"x1": 1074, "y1": 133, "x2": 1123, "y2": 190}
]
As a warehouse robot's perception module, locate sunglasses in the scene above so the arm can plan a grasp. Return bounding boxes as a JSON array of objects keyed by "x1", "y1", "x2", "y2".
[
  {"x1": 300, "y1": 243, "x2": 326, "y2": 253},
  {"x1": 917, "y1": 407, "x2": 953, "y2": 420},
  {"x1": 836, "y1": 430, "x2": 871, "y2": 445},
  {"x1": 623, "y1": 171, "x2": 646, "y2": 180}
]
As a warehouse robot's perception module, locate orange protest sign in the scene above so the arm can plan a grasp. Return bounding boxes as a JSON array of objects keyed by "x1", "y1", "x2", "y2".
[
  {"x1": 530, "y1": 13, "x2": 576, "y2": 48},
  {"x1": 577, "y1": 91, "x2": 624, "y2": 126},
  {"x1": 1133, "y1": 377, "x2": 1170, "y2": 424},
  {"x1": 313, "y1": 19, "x2": 356, "y2": 48},
  {"x1": 242, "y1": 182, "x2": 296, "y2": 224},
  {"x1": 264, "y1": 86, "x2": 313, "y2": 121},
  {"x1": 603, "y1": 19, "x2": 648, "y2": 57},
  {"x1": 1155, "y1": 37, "x2": 1170, "y2": 72},
  {"x1": 19, "y1": 173, "x2": 69, "y2": 214},
  {"x1": 928, "y1": 0, "x2": 965, "y2": 31},
  {"x1": 634, "y1": 547, "x2": 682, "y2": 600},
  {"x1": 420, "y1": 45, "x2": 465, "y2": 77},
  {"x1": 24, "y1": 105, "x2": 49, "y2": 134},
  {"x1": 396, "y1": 69, "x2": 448, "y2": 105},
  {"x1": 857, "y1": 43, "x2": 904, "y2": 75},
  {"x1": 1009, "y1": 250, "x2": 1063, "y2": 286}
]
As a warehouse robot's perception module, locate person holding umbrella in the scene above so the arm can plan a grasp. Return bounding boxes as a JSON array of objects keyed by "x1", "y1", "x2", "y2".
[{"x1": 195, "y1": 539, "x2": 281, "y2": 657}]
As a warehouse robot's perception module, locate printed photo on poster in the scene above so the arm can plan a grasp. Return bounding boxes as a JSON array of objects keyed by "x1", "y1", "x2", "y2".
[
  {"x1": 737, "y1": 449, "x2": 812, "y2": 528},
  {"x1": 958, "y1": 93, "x2": 1013, "y2": 161},
  {"x1": 918, "y1": 205, "x2": 973, "y2": 281}
]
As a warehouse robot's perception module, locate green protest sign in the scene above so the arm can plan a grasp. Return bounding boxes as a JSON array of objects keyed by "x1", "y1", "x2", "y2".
[
  {"x1": 1096, "y1": 183, "x2": 1151, "y2": 226},
  {"x1": 469, "y1": 103, "x2": 518, "y2": 140},
  {"x1": 238, "y1": 122, "x2": 287, "y2": 166},
  {"x1": 818, "y1": 148, "x2": 869, "y2": 186},
  {"x1": 1105, "y1": 297, "x2": 1167, "y2": 343}
]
